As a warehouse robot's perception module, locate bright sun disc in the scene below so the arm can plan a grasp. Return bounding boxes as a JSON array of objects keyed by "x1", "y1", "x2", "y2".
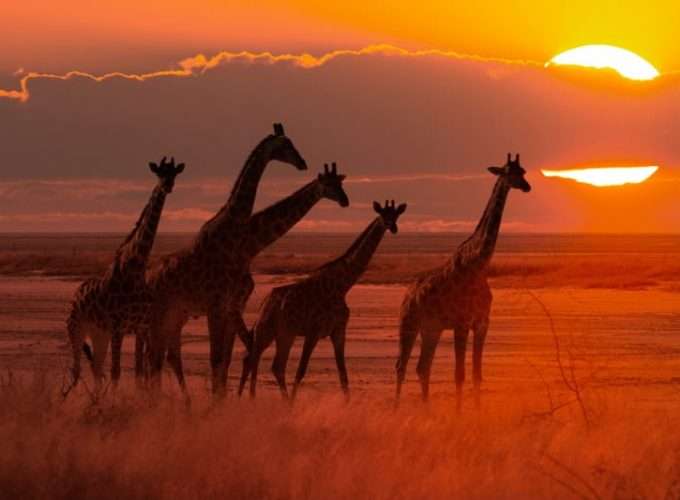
[
  {"x1": 541, "y1": 166, "x2": 658, "y2": 187},
  {"x1": 547, "y1": 45, "x2": 659, "y2": 81}
]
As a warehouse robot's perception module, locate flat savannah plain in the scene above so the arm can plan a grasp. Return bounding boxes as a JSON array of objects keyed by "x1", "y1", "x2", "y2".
[{"x1": 2, "y1": 233, "x2": 680, "y2": 499}]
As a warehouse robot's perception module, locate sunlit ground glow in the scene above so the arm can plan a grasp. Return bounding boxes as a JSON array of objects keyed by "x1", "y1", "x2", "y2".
[
  {"x1": 541, "y1": 166, "x2": 659, "y2": 187},
  {"x1": 547, "y1": 45, "x2": 660, "y2": 81}
]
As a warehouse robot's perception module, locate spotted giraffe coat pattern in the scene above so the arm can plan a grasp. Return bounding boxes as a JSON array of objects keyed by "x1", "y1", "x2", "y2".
[
  {"x1": 395, "y1": 154, "x2": 531, "y2": 410},
  {"x1": 152, "y1": 162, "x2": 350, "y2": 395},
  {"x1": 241, "y1": 200, "x2": 406, "y2": 399},
  {"x1": 65, "y1": 157, "x2": 184, "y2": 392}
]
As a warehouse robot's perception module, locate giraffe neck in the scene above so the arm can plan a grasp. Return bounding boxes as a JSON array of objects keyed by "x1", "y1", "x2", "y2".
[
  {"x1": 244, "y1": 180, "x2": 324, "y2": 256},
  {"x1": 203, "y1": 137, "x2": 274, "y2": 234},
  {"x1": 454, "y1": 177, "x2": 510, "y2": 273},
  {"x1": 112, "y1": 183, "x2": 168, "y2": 275},
  {"x1": 316, "y1": 217, "x2": 387, "y2": 293}
]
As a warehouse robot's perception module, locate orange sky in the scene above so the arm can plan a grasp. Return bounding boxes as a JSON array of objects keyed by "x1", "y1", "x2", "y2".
[
  {"x1": 287, "y1": 1, "x2": 677, "y2": 68},
  {"x1": 3, "y1": 1, "x2": 679, "y2": 71},
  {"x1": 2, "y1": 2, "x2": 680, "y2": 233}
]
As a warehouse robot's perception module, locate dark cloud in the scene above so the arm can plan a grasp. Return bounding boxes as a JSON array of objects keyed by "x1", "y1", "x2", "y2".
[{"x1": 1, "y1": 48, "x2": 679, "y2": 232}]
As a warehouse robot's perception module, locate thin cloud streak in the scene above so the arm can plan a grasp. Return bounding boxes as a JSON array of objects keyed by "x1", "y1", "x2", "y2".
[
  {"x1": 0, "y1": 208, "x2": 215, "y2": 225},
  {"x1": 0, "y1": 173, "x2": 483, "y2": 197},
  {"x1": 0, "y1": 179, "x2": 151, "y2": 200},
  {"x1": 345, "y1": 173, "x2": 487, "y2": 184},
  {"x1": 1, "y1": 44, "x2": 542, "y2": 102},
  {"x1": 1, "y1": 69, "x2": 189, "y2": 103}
]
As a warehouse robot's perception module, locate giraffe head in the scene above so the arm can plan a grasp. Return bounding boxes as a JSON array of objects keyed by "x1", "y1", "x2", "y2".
[
  {"x1": 373, "y1": 200, "x2": 407, "y2": 234},
  {"x1": 149, "y1": 156, "x2": 185, "y2": 193},
  {"x1": 266, "y1": 123, "x2": 308, "y2": 171},
  {"x1": 488, "y1": 153, "x2": 531, "y2": 192},
  {"x1": 318, "y1": 163, "x2": 350, "y2": 207}
]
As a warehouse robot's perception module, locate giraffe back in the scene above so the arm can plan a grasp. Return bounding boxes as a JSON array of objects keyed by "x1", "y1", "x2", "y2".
[
  {"x1": 400, "y1": 263, "x2": 492, "y2": 331},
  {"x1": 258, "y1": 278, "x2": 349, "y2": 337}
]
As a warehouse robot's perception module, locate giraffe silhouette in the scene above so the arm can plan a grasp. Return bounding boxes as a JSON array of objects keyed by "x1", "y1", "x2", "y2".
[
  {"x1": 395, "y1": 154, "x2": 531, "y2": 410},
  {"x1": 240, "y1": 200, "x2": 406, "y2": 399},
  {"x1": 65, "y1": 157, "x2": 185, "y2": 394},
  {"x1": 137, "y1": 124, "x2": 308, "y2": 395},
  {"x1": 154, "y1": 162, "x2": 350, "y2": 393}
]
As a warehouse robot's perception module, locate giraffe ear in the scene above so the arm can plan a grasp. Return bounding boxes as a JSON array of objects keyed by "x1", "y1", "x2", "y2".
[
  {"x1": 176, "y1": 163, "x2": 185, "y2": 174},
  {"x1": 373, "y1": 201, "x2": 382, "y2": 214},
  {"x1": 149, "y1": 162, "x2": 159, "y2": 174},
  {"x1": 396, "y1": 203, "x2": 407, "y2": 215},
  {"x1": 488, "y1": 166, "x2": 504, "y2": 176}
]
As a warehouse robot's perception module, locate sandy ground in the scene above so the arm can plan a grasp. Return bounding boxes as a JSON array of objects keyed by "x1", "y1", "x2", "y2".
[{"x1": 2, "y1": 273, "x2": 680, "y2": 412}]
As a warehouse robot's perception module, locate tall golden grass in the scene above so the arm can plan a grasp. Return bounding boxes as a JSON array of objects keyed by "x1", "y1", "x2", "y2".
[{"x1": 1, "y1": 369, "x2": 680, "y2": 499}]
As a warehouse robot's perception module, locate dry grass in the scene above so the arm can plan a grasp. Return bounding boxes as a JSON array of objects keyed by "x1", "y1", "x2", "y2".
[
  {"x1": 3, "y1": 234, "x2": 680, "y2": 498},
  {"x1": 1, "y1": 369, "x2": 680, "y2": 500}
]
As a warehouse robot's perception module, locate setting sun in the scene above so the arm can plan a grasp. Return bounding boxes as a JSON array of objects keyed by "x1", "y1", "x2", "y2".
[
  {"x1": 547, "y1": 45, "x2": 660, "y2": 81},
  {"x1": 541, "y1": 166, "x2": 658, "y2": 187}
]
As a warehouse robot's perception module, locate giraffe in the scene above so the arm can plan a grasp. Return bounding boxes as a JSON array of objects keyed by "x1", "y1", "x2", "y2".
[
  {"x1": 240, "y1": 200, "x2": 407, "y2": 399},
  {"x1": 395, "y1": 154, "x2": 531, "y2": 410},
  {"x1": 157, "y1": 163, "x2": 349, "y2": 389},
  {"x1": 135, "y1": 123, "x2": 308, "y2": 393},
  {"x1": 65, "y1": 157, "x2": 185, "y2": 393}
]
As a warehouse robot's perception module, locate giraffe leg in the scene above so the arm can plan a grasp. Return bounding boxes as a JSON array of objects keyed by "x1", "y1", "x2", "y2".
[
  {"x1": 89, "y1": 325, "x2": 110, "y2": 394},
  {"x1": 330, "y1": 327, "x2": 350, "y2": 398},
  {"x1": 237, "y1": 323, "x2": 254, "y2": 392},
  {"x1": 134, "y1": 310, "x2": 153, "y2": 389},
  {"x1": 207, "y1": 306, "x2": 229, "y2": 397},
  {"x1": 238, "y1": 350, "x2": 250, "y2": 398},
  {"x1": 235, "y1": 275, "x2": 255, "y2": 353},
  {"x1": 226, "y1": 279, "x2": 254, "y2": 396},
  {"x1": 272, "y1": 333, "x2": 295, "y2": 399},
  {"x1": 243, "y1": 293, "x2": 280, "y2": 398},
  {"x1": 64, "y1": 311, "x2": 84, "y2": 396},
  {"x1": 416, "y1": 328, "x2": 443, "y2": 402},
  {"x1": 110, "y1": 325, "x2": 123, "y2": 389},
  {"x1": 134, "y1": 332, "x2": 146, "y2": 389},
  {"x1": 221, "y1": 309, "x2": 246, "y2": 392},
  {"x1": 245, "y1": 317, "x2": 278, "y2": 397},
  {"x1": 395, "y1": 312, "x2": 419, "y2": 403},
  {"x1": 146, "y1": 309, "x2": 165, "y2": 392},
  {"x1": 454, "y1": 327, "x2": 470, "y2": 413},
  {"x1": 291, "y1": 334, "x2": 319, "y2": 401},
  {"x1": 247, "y1": 345, "x2": 263, "y2": 398},
  {"x1": 147, "y1": 331, "x2": 167, "y2": 393},
  {"x1": 148, "y1": 306, "x2": 186, "y2": 393},
  {"x1": 472, "y1": 317, "x2": 489, "y2": 409},
  {"x1": 166, "y1": 333, "x2": 189, "y2": 399}
]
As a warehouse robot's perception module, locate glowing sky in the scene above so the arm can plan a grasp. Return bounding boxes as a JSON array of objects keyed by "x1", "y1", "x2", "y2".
[
  {"x1": 2, "y1": 2, "x2": 680, "y2": 233},
  {"x1": 3, "y1": 1, "x2": 678, "y2": 72}
]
